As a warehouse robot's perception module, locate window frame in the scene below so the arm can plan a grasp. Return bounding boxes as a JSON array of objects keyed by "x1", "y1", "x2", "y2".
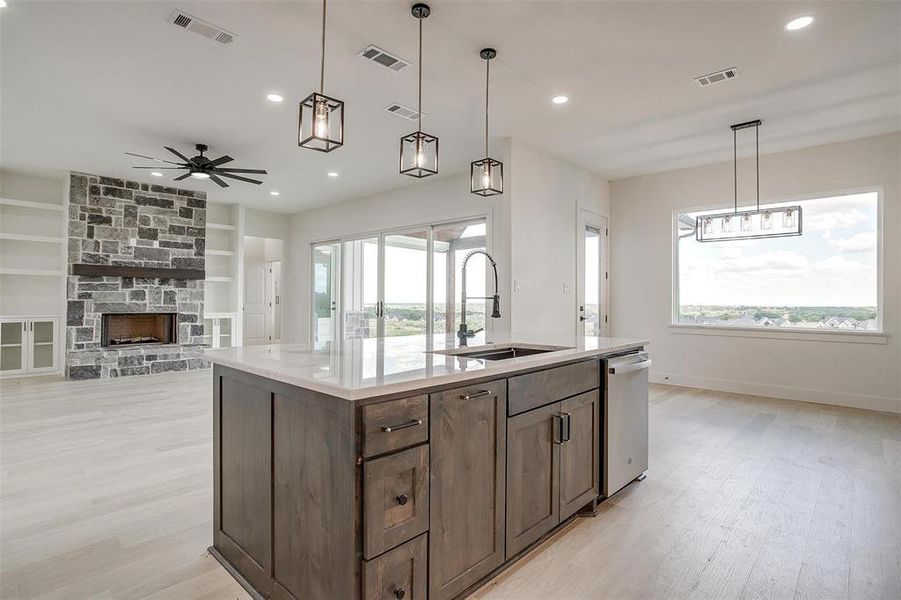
[
  {"x1": 670, "y1": 185, "x2": 885, "y2": 342},
  {"x1": 309, "y1": 213, "x2": 493, "y2": 343}
]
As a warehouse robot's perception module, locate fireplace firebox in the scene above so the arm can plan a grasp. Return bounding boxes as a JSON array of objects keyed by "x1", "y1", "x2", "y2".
[{"x1": 101, "y1": 313, "x2": 177, "y2": 347}]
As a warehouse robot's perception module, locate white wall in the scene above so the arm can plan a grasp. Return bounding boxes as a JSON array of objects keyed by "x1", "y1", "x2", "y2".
[
  {"x1": 506, "y1": 140, "x2": 610, "y2": 337},
  {"x1": 610, "y1": 132, "x2": 901, "y2": 413}
]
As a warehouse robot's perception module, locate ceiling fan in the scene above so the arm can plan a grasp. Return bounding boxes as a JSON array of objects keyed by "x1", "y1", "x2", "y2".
[{"x1": 127, "y1": 143, "x2": 268, "y2": 188}]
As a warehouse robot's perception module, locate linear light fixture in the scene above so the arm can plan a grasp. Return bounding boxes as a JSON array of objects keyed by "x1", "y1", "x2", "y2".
[{"x1": 696, "y1": 120, "x2": 802, "y2": 242}]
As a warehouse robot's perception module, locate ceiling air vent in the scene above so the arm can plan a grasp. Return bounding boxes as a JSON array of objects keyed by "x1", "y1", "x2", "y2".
[
  {"x1": 359, "y1": 45, "x2": 411, "y2": 72},
  {"x1": 384, "y1": 103, "x2": 425, "y2": 122},
  {"x1": 167, "y1": 10, "x2": 237, "y2": 46},
  {"x1": 695, "y1": 67, "x2": 738, "y2": 87}
]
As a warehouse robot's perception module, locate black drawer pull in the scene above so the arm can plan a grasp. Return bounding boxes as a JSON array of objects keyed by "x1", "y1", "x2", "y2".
[
  {"x1": 396, "y1": 494, "x2": 408, "y2": 506},
  {"x1": 461, "y1": 390, "x2": 491, "y2": 400},
  {"x1": 381, "y1": 419, "x2": 422, "y2": 433},
  {"x1": 394, "y1": 587, "x2": 406, "y2": 599}
]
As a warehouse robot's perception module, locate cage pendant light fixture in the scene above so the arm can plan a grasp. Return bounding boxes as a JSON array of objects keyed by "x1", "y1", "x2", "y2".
[
  {"x1": 696, "y1": 120, "x2": 802, "y2": 242},
  {"x1": 298, "y1": 0, "x2": 344, "y2": 152},
  {"x1": 471, "y1": 48, "x2": 503, "y2": 196},
  {"x1": 400, "y1": 3, "x2": 438, "y2": 177}
]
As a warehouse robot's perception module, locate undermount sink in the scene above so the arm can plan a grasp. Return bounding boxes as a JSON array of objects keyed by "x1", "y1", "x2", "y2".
[{"x1": 434, "y1": 345, "x2": 570, "y2": 361}]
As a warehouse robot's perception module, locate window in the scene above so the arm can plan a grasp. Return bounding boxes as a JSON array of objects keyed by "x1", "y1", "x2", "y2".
[
  {"x1": 311, "y1": 217, "x2": 489, "y2": 342},
  {"x1": 675, "y1": 191, "x2": 880, "y2": 332}
]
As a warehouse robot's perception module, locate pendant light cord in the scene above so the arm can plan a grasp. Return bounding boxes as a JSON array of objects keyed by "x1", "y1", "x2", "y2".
[
  {"x1": 733, "y1": 128, "x2": 737, "y2": 214},
  {"x1": 319, "y1": 0, "x2": 327, "y2": 93},
  {"x1": 417, "y1": 14, "x2": 423, "y2": 132},
  {"x1": 485, "y1": 58, "x2": 490, "y2": 156},
  {"x1": 755, "y1": 123, "x2": 760, "y2": 212}
]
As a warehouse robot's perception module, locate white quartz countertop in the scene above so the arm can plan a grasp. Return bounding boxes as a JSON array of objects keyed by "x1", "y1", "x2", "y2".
[{"x1": 204, "y1": 334, "x2": 649, "y2": 401}]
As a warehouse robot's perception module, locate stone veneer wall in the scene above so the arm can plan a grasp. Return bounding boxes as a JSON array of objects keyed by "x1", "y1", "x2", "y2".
[{"x1": 66, "y1": 172, "x2": 209, "y2": 379}]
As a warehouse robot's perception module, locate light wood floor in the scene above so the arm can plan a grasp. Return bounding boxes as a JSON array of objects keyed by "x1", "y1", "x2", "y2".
[{"x1": 1, "y1": 372, "x2": 899, "y2": 599}]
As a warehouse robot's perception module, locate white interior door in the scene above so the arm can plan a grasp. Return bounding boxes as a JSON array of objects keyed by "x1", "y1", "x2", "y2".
[
  {"x1": 267, "y1": 261, "x2": 282, "y2": 343},
  {"x1": 244, "y1": 263, "x2": 268, "y2": 345},
  {"x1": 577, "y1": 211, "x2": 608, "y2": 336}
]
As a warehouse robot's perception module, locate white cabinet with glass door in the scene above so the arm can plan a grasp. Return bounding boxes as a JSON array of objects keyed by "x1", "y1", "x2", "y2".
[
  {"x1": 0, "y1": 316, "x2": 60, "y2": 378},
  {"x1": 202, "y1": 313, "x2": 235, "y2": 349}
]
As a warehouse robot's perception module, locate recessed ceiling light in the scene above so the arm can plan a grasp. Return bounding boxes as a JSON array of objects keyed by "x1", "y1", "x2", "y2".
[
  {"x1": 327, "y1": 171, "x2": 339, "y2": 178},
  {"x1": 785, "y1": 16, "x2": 814, "y2": 31},
  {"x1": 270, "y1": 191, "x2": 280, "y2": 196},
  {"x1": 0, "y1": 1, "x2": 8, "y2": 8},
  {"x1": 150, "y1": 171, "x2": 163, "y2": 177},
  {"x1": 552, "y1": 95, "x2": 569, "y2": 105},
  {"x1": 266, "y1": 93, "x2": 284, "y2": 103},
  {"x1": 190, "y1": 172, "x2": 210, "y2": 180}
]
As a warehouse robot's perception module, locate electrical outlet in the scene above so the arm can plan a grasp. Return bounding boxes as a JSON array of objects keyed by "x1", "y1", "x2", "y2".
[{"x1": 563, "y1": 284, "x2": 570, "y2": 294}]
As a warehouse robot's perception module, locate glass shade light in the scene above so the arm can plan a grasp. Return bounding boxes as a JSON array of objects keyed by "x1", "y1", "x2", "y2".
[
  {"x1": 471, "y1": 157, "x2": 503, "y2": 196},
  {"x1": 695, "y1": 206, "x2": 803, "y2": 242},
  {"x1": 298, "y1": 92, "x2": 344, "y2": 152},
  {"x1": 400, "y1": 131, "x2": 438, "y2": 178}
]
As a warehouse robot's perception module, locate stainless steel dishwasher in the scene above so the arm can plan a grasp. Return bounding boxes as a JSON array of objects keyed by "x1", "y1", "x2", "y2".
[{"x1": 603, "y1": 351, "x2": 651, "y2": 497}]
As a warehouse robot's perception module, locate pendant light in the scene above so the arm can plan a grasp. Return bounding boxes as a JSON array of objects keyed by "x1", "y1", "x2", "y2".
[
  {"x1": 471, "y1": 48, "x2": 503, "y2": 196},
  {"x1": 298, "y1": 0, "x2": 344, "y2": 152},
  {"x1": 696, "y1": 120, "x2": 802, "y2": 242},
  {"x1": 400, "y1": 3, "x2": 438, "y2": 178}
]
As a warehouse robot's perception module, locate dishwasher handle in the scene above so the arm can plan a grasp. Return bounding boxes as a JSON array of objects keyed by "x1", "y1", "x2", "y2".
[{"x1": 608, "y1": 354, "x2": 652, "y2": 375}]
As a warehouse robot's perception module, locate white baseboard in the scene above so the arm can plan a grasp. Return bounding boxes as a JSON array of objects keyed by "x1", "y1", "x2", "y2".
[{"x1": 650, "y1": 372, "x2": 901, "y2": 415}]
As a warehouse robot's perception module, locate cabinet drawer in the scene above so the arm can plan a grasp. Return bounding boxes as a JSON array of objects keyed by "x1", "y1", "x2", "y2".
[
  {"x1": 363, "y1": 533, "x2": 427, "y2": 600},
  {"x1": 362, "y1": 395, "x2": 429, "y2": 458},
  {"x1": 508, "y1": 360, "x2": 599, "y2": 416},
  {"x1": 363, "y1": 444, "x2": 429, "y2": 559}
]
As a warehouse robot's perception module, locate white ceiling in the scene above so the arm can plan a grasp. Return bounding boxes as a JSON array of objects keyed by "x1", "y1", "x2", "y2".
[{"x1": 2, "y1": 1, "x2": 899, "y2": 212}]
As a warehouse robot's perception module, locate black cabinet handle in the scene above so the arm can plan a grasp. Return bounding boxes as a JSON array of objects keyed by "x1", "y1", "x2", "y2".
[
  {"x1": 563, "y1": 412, "x2": 572, "y2": 443},
  {"x1": 381, "y1": 419, "x2": 422, "y2": 433},
  {"x1": 394, "y1": 587, "x2": 406, "y2": 599},
  {"x1": 396, "y1": 494, "x2": 409, "y2": 506},
  {"x1": 552, "y1": 414, "x2": 563, "y2": 445}
]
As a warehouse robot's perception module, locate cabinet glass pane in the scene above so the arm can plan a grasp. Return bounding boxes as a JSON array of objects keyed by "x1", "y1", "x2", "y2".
[
  {"x1": 1, "y1": 322, "x2": 23, "y2": 346},
  {"x1": 1, "y1": 346, "x2": 23, "y2": 371},
  {"x1": 220, "y1": 318, "x2": 232, "y2": 335},
  {"x1": 219, "y1": 334, "x2": 232, "y2": 348},
  {"x1": 32, "y1": 344, "x2": 54, "y2": 369},
  {"x1": 201, "y1": 318, "x2": 214, "y2": 346},
  {"x1": 32, "y1": 321, "x2": 54, "y2": 344}
]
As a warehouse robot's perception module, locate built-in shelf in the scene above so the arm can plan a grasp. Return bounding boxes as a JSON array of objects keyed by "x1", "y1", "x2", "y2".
[
  {"x1": 0, "y1": 268, "x2": 65, "y2": 277},
  {"x1": 205, "y1": 276, "x2": 234, "y2": 282},
  {"x1": 0, "y1": 198, "x2": 65, "y2": 212},
  {"x1": 206, "y1": 249, "x2": 235, "y2": 256},
  {"x1": 207, "y1": 223, "x2": 236, "y2": 231},
  {"x1": 0, "y1": 233, "x2": 64, "y2": 244}
]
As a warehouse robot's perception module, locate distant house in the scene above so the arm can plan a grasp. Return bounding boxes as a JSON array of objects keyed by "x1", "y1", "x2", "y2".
[{"x1": 819, "y1": 316, "x2": 860, "y2": 329}]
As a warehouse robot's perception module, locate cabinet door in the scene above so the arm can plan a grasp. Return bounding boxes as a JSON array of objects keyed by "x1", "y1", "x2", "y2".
[
  {"x1": 506, "y1": 401, "x2": 561, "y2": 559},
  {"x1": 27, "y1": 318, "x2": 58, "y2": 373},
  {"x1": 0, "y1": 320, "x2": 27, "y2": 376},
  {"x1": 559, "y1": 390, "x2": 600, "y2": 520},
  {"x1": 429, "y1": 380, "x2": 506, "y2": 600}
]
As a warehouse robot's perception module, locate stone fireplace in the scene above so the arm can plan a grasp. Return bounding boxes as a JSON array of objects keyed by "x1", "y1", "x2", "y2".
[{"x1": 65, "y1": 172, "x2": 209, "y2": 379}]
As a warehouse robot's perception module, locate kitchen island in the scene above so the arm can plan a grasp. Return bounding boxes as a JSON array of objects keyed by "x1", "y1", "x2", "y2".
[{"x1": 206, "y1": 334, "x2": 648, "y2": 600}]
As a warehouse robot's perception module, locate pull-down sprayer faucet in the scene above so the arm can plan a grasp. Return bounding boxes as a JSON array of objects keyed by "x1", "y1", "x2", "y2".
[{"x1": 458, "y1": 249, "x2": 501, "y2": 346}]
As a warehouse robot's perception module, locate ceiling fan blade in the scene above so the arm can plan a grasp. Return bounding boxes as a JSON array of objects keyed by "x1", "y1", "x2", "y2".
[
  {"x1": 214, "y1": 168, "x2": 268, "y2": 174},
  {"x1": 205, "y1": 155, "x2": 234, "y2": 168},
  {"x1": 209, "y1": 174, "x2": 229, "y2": 188},
  {"x1": 165, "y1": 146, "x2": 192, "y2": 163},
  {"x1": 173, "y1": 172, "x2": 192, "y2": 181},
  {"x1": 217, "y1": 172, "x2": 264, "y2": 185},
  {"x1": 125, "y1": 152, "x2": 183, "y2": 165},
  {"x1": 132, "y1": 166, "x2": 184, "y2": 169}
]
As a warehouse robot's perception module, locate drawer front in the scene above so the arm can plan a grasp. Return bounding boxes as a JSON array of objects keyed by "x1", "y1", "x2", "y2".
[
  {"x1": 363, "y1": 533, "x2": 427, "y2": 600},
  {"x1": 362, "y1": 395, "x2": 429, "y2": 458},
  {"x1": 363, "y1": 444, "x2": 429, "y2": 559},
  {"x1": 508, "y1": 360, "x2": 599, "y2": 416}
]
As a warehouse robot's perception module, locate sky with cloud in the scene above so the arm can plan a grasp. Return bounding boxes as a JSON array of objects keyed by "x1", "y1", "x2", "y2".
[{"x1": 679, "y1": 192, "x2": 878, "y2": 307}]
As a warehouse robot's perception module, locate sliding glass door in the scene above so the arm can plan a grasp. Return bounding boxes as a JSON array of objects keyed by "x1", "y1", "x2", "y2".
[{"x1": 311, "y1": 218, "x2": 488, "y2": 342}]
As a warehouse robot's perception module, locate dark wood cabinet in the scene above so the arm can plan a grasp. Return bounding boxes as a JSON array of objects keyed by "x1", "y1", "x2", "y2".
[
  {"x1": 506, "y1": 402, "x2": 560, "y2": 558},
  {"x1": 559, "y1": 390, "x2": 601, "y2": 520},
  {"x1": 429, "y1": 380, "x2": 506, "y2": 600}
]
